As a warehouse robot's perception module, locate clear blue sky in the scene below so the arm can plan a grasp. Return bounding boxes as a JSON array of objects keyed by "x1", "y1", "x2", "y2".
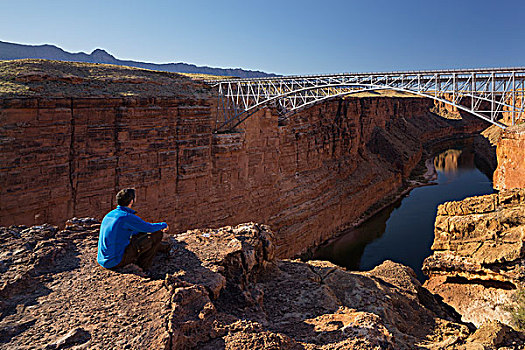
[{"x1": 1, "y1": 0, "x2": 523, "y2": 75}]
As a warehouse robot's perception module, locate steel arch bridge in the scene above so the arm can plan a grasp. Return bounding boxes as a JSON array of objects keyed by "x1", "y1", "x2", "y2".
[{"x1": 205, "y1": 67, "x2": 525, "y2": 132}]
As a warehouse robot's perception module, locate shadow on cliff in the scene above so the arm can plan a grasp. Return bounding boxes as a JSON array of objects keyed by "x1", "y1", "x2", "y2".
[
  {"x1": 0, "y1": 242, "x2": 81, "y2": 344},
  {"x1": 94, "y1": 232, "x2": 473, "y2": 348},
  {"x1": 249, "y1": 260, "x2": 469, "y2": 349},
  {"x1": 148, "y1": 239, "x2": 230, "y2": 301}
]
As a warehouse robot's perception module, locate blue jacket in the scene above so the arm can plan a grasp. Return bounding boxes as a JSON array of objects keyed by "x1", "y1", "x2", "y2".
[{"x1": 97, "y1": 206, "x2": 167, "y2": 268}]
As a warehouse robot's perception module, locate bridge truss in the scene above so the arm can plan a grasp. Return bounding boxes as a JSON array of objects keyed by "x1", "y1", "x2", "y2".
[{"x1": 206, "y1": 68, "x2": 525, "y2": 132}]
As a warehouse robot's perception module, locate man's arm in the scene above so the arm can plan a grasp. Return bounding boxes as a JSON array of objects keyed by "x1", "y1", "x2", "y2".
[{"x1": 124, "y1": 214, "x2": 168, "y2": 233}]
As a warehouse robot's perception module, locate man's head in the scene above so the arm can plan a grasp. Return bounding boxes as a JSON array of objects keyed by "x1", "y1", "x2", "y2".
[{"x1": 116, "y1": 188, "x2": 136, "y2": 207}]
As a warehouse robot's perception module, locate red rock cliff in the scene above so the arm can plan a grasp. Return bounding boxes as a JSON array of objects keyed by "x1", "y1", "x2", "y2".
[
  {"x1": 423, "y1": 189, "x2": 525, "y2": 328},
  {"x1": 493, "y1": 124, "x2": 525, "y2": 190},
  {"x1": 423, "y1": 123, "x2": 525, "y2": 329},
  {"x1": 0, "y1": 95, "x2": 488, "y2": 258},
  {"x1": 0, "y1": 60, "x2": 491, "y2": 258}
]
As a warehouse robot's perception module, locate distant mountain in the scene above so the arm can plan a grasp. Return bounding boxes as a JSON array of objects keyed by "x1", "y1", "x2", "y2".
[{"x1": 0, "y1": 41, "x2": 277, "y2": 78}]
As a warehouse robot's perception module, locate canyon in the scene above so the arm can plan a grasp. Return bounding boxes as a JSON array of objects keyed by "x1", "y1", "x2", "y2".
[
  {"x1": 2, "y1": 60, "x2": 525, "y2": 349},
  {"x1": 422, "y1": 124, "x2": 525, "y2": 331},
  {"x1": 0, "y1": 60, "x2": 492, "y2": 259}
]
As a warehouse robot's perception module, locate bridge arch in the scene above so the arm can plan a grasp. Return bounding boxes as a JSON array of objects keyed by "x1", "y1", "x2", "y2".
[
  {"x1": 208, "y1": 68, "x2": 525, "y2": 132},
  {"x1": 223, "y1": 84, "x2": 510, "y2": 130}
]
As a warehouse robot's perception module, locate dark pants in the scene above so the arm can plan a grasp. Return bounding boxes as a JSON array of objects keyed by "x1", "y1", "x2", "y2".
[{"x1": 111, "y1": 231, "x2": 163, "y2": 270}]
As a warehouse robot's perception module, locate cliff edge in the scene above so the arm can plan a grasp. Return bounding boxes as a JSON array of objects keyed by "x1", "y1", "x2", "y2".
[
  {"x1": 423, "y1": 123, "x2": 525, "y2": 335},
  {"x1": 423, "y1": 189, "x2": 525, "y2": 328},
  {"x1": 0, "y1": 59, "x2": 212, "y2": 98},
  {"x1": 2, "y1": 220, "x2": 524, "y2": 349}
]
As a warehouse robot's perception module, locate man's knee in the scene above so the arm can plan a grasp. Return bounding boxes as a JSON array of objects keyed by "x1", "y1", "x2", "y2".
[{"x1": 150, "y1": 230, "x2": 163, "y2": 244}]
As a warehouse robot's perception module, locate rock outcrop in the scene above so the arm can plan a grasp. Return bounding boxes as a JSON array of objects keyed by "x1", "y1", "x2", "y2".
[
  {"x1": 493, "y1": 124, "x2": 525, "y2": 190},
  {"x1": 423, "y1": 189, "x2": 525, "y2": 328},
  {"x1": 5, "y1": 220, "x2": 522, "y2": 349},
  {"x1": 424, "y1": 124, "x2": 525, "y2": 332},
  {"x1": 0, "y1": 60, "x2": 491, "y2": 259}
]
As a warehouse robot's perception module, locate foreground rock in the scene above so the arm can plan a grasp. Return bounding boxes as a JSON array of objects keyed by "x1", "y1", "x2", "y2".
[
  {"x1": 423, "y1": 189, "x2": 525, "y2": 330},
  {"x1": 2, "y1": 220, "x2": 523, "y2": 349}
]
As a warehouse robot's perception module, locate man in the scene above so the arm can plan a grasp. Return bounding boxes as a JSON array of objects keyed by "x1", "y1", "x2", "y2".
[{"x1": 97, "y1": 188, "x2": 168, "y2": 270}]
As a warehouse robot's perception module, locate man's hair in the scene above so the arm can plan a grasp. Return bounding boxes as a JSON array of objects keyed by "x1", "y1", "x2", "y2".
[{"x1": 116, "y1": 188, "x2": 136, "y2": 206}]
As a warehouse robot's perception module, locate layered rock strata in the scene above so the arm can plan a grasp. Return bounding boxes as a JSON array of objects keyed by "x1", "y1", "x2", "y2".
[
  {"x1": 423, "y1": 189, "x2": 525, "y2": 328},
  {"x1": 493, "y1": 124, "x2": 525, "y2": 190},
  {"x1": 0, "y1": 60, "x2": 491, "y2": 258},
  {"x1": 3, "y1": 219, "x2": 523, "y2": 349}
]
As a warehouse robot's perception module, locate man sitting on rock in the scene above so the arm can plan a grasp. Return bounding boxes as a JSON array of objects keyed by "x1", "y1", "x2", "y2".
[{"x1": 97, "y1": 188, "x2": 168, "y2": 271}]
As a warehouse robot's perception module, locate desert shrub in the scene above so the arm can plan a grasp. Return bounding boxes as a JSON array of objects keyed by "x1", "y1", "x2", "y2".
[{"x1": 508, "y1": 288, "x2": 525, "y2": 331}]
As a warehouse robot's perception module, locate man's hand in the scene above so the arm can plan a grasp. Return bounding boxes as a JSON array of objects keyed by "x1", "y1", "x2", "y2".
[{"x1": 162, "y1": 224, "x2": 170, "y2": 233}]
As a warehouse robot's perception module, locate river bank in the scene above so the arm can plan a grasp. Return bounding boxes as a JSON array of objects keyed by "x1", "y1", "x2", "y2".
[
  {"x1": 304, "y1": 132, "x2": 496, "y2": 271},
  {"x1": 423, "y1": 124, "x2": 525, "y2": 329}
]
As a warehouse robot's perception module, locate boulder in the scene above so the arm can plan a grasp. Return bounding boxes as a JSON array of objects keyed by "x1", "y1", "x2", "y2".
[{"x1": 423, "y1": 189, "x2": 525, "y2": 328}]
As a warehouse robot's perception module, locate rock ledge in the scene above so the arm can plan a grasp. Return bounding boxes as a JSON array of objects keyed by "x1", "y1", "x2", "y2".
[{"x1": 1, "y1": 219, "x2": 523, "y2": 349}]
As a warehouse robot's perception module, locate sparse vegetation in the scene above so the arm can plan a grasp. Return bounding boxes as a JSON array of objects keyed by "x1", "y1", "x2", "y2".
[
  {"x1": 348, "y1": 89, "x2": 419, "y2": 98},
  {"x1": 507, "y1": 288, "x2": 525, "y2": 331},
  {"x1": 179, "y1": 72, "x2": 237, "y2": 81},
  {"x1": 0, "y1": 59, "x2": 213, "y2": 98}
]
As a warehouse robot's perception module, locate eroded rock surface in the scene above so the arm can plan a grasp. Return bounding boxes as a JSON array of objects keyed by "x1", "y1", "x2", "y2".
[
  {"x1": 494, "y1": 124, "x2": 525, "y2": 190},
  {"x1": 1, "y1": 59, "x2": 493, "y2": 261},
  {"x1": 0, "y1": 218, "x2": 172, "y2": 349},
  {"x1": 423, "y1": 189, "x2": 525, "y2": 329},
  {"x1": 3, "y1": 219, "x2": 523, "y2": 349},
  {"x1": 0, "y1": 219, "x2": 516, "y2": 349}
]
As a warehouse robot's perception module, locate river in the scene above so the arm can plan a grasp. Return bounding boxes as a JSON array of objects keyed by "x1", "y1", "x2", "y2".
[{"x1": 313, "y1": 141, "x2": 495, "y2": 281}]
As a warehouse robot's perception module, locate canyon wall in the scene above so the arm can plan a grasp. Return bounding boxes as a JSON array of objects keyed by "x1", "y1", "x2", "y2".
[
  {"x1": 1, "y1": 95, "x2": 488, "y2": 258},
  {"x1": 493, "y1": 124, "x2": 525, "y2": 190},
  {"x1": 424, "y1": 125, "x2": 525, "y2": 328},
  {"x1": 423, "y1": 189, "x2": 525, "y2": 327},
  {"x1": 0, "y1": 96, "x2": 213, "y2": 227}
]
